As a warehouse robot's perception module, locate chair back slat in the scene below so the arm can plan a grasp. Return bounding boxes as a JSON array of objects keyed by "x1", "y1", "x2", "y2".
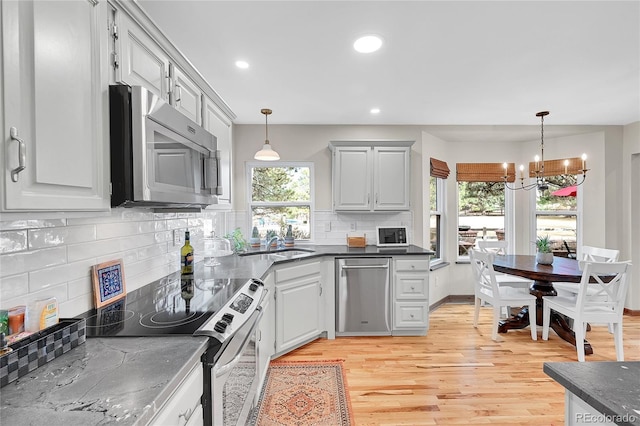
[
  {"x1": 581, "y1": 246, "x2": 620, "y2": 262},
  {"x1": 478, "y1": 240, "x2": 508, "y2": 256},
  {"x1": 576, "y1": 260, "x2": 630, "y2": 314},
  {"x1": 470, "y1": 249, "x2": 500, "y2": 298}
]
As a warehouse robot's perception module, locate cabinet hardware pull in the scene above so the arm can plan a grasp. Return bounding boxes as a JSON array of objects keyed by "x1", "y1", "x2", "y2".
[
  {"x1": 179, "y1": 407, "x2": 193, "y2": 421},
  {"x1": 175, "y1": 83, "x2": 182, "y2": 103},
  {"x1": 10, "y1": 127, "x2": 26, "y2": 182}
]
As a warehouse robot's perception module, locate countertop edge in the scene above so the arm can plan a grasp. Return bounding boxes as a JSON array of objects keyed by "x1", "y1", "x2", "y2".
[{"x1": 543, "y1": 361, "x2": 640, "y2": 426}]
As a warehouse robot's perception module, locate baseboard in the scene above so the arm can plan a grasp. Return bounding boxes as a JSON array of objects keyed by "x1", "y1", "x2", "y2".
[
  {"x1": 430, "y1": 295, "x2": 474, "y2": 311},
  {"x1": 430, "y1": 297, "x2": 640, "y2": 316}
]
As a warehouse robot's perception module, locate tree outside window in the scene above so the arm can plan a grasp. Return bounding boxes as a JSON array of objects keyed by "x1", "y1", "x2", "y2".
[
  {"x1": 248, "y1": 163, "x2": 312, "y2": 240},
  {"x1": 535, "y1": 176, "x2": 577, "y2": 257},
  {"x1": 458, "y1": 181, "x2": 506, "y2": 258}
]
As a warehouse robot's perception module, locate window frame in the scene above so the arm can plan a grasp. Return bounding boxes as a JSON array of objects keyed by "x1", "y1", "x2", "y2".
[
  {"x1": 429, "y1": 175, "x2": 445, "y2": 266},
  {"x1": 246, "y1": 161, "x2": 315, "y2": 242},
  {"x1": 456, "y1": 180, "x2": 514, "y2": 261},
  {"x1": 530, "y1": 183, "x2": 581, "y2": 256}
]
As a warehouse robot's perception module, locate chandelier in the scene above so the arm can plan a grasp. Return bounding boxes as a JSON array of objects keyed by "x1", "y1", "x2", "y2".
[{"x1": 503, "y1": 111, "x2": 588, "y2": 192}]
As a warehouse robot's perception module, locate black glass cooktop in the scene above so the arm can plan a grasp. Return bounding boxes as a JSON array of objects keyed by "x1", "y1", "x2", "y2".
[{"x1": 76, "y1": 264, "x2": 249, "y2": 337}]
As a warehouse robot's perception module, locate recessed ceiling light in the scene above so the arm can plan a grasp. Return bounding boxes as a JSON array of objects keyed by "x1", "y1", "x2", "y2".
[
  {"x1": 353, "y1": 35, "x2": 383, "y2": 53},
  {"x1": 370, "y1": 108, "x2": 381, "y2": 114},
  {"x1": 235, "y1": 60, "x2": 249, "y2": 69}
]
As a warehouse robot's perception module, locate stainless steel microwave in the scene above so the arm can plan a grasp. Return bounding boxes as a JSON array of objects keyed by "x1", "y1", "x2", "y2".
[
  {"x1": 109, "y1": 85, "x2": 221, "y2": 209},
  {"x1": 376, "y1": 226, "x2": 409, "y2": 247}
]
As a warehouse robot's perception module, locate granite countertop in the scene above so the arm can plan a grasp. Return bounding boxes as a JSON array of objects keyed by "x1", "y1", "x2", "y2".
[
  {"x1": 0, "y1": 244, "x2": 433, "y2": 425},
  {"x1": 544, "y1": 361, "x2": 640, "y2": 426},
  {"x1": 0, "y1": 336, "x2": 209, "y2": 426}
]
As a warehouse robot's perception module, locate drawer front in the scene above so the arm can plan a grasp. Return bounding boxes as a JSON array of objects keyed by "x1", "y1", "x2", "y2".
[
  {"x1": 394, "y1": 302, "x2": 428, "y2": 328},
  {"x1": 395, "y1": 275, "x2": 427, "y2": 299},
  {"x1": 395, "y1": 258, "x2": 429, "y2": 272},
  {"x1": 149, "y1": 363, "x2": 203, "y2": 426},
  {"x1": 275, "y1": 260, "x2": 321, "y2": 283}
]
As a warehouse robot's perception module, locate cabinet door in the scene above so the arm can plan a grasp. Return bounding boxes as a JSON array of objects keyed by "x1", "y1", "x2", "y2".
[
  {"x1": 149, "y1": 362, "x2": 204, "y2": 426},
  {"x1": 374, "y1": 146, "x2": 410, "y2": 210},
  {"x1": 394, "y1": 302, "x2": 429, "y2": 328},
  {"x1": 172, "y1": 64, "x2": 202, "y2": 125},
  {"x1": 2, "y1": 0, "x2": 110, "y2": 211},
  {"x1": 203, "y1": 97, "x2": 233, "y2": 207},
  {"x1": 117, "y1": 10, "x2": 169, "y2": 100},
  {"x1": 333, "y1": 147, "x2": 372, "y2": 211},
  {"x1": 275, "y1": 276, "x2": 322, "y2": 353}
]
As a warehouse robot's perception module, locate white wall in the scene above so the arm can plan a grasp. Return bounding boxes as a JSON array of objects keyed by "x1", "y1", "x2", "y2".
[{"x1": 623, "y1": 121, "x2": 640, "y2": 310}]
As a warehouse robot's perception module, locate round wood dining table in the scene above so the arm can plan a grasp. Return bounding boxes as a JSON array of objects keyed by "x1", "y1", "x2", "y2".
[{"x1": 491, "y1": 254, "x2": 593, "y2": 355}]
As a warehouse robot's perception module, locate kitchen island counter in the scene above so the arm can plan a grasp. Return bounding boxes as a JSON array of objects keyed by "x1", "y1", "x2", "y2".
[
  {"x1": 544, "y1": 361, "x2": 640, "y2": 426},
  {"x1": 0, "y1": 336, "x2": 209, "y2": 425}
]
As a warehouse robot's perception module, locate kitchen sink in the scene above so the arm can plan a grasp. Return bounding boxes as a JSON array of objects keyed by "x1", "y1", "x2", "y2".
[{"x1": 240, "y1": 248, "x2": 315, "y2": 261}]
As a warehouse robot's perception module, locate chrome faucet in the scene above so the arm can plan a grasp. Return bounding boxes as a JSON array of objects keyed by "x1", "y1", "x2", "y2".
[{"x1": 266, "y1": 236, "x2": 282, "y2": 251}]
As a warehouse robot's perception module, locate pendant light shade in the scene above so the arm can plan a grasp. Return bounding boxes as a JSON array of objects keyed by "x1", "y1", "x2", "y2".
[{"x1": 254, "y1": 108, "x2": 280, "y2": 161}]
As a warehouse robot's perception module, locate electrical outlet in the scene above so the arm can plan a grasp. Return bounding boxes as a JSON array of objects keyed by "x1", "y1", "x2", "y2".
[
  {"x1": 434, "y1": 276, "x2": 440, "y2": 287},
  {"x1": 173, "y1": 230, "x2": 181, "y2": 246},
  {"x1": 350, "y1": 222, "x2": 357, "y2": 231},
  {"x1": 324, "y1": 222, "x2": 331, "y2": 232}
]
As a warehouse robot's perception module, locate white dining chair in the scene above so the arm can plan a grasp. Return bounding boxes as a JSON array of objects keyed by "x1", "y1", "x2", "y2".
[
  {"x1": 478, "y1": 240, "x2": 533, "y2": 317},
  {"x1": 542, "y1": 260, "x2": 630, "y2": 362},
  {"x1": 554, "y1": 246, "x2": 620, "y2": 332},
  {"x1": 554, "y1": 246, "x2": 620, "y2": 295},
  {"x1": 470, "y1": 249, "x2": 537, "y2": 341}
]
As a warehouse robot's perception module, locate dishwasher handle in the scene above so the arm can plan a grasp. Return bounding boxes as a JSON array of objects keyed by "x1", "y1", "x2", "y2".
[{"x1": 340, "y1": 264, "x2": 389, "y2": 270}]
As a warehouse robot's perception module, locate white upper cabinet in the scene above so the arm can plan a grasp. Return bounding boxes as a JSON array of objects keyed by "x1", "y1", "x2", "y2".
[
  {"x1": 116, "y1": 10, "x2": 169, "y2": 100},
  {"x1": 203, "y1": 97, "x2": 233, "y2": 207},
  {"x1": 1, "y1": 0, "x2": 110, "y2": 211},
  {"x1": 330, "y1": 141, "x2": 413, "y2": 212},
  {"x1": 171, "y1": 64, "x2": 203, "y2": 125}
]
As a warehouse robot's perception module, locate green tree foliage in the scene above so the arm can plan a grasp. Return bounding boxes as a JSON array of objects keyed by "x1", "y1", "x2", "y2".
[{"x1": 459, "y1": 181, "x2": 505, "y2": 216}]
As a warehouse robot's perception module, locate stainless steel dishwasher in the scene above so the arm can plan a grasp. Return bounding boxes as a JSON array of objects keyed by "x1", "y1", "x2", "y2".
[{"x1": 336, "y1": 257, "x2": 391, "y2": 335}]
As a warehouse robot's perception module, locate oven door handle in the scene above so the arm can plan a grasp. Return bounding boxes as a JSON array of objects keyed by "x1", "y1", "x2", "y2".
[{"x1": 215, "y1": 308, "x2": 263, "y2": 377}]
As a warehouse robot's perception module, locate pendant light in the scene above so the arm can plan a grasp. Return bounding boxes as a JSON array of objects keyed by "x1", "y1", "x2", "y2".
[{"x1": 254, "y1": 108, "x2": 280, "y2": 161}]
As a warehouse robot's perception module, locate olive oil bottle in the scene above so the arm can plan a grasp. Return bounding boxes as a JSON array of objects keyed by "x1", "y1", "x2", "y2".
[{"x1": 181, "y1": 231, "x2": 194, "y2": 273}]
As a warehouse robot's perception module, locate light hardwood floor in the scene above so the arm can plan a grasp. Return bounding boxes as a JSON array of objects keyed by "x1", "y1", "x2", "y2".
[{"x1": 276, "y1": 303, "x2": 640, "y2": 425}]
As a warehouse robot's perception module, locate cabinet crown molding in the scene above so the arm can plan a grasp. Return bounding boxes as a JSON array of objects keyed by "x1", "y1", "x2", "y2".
[{"x1": 329, "y1": 140, "x2": 415, "y2": 150}]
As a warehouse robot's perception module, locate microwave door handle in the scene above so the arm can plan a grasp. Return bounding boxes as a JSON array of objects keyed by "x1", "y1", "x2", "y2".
[{"x1": 203, "y1": 151, "x2": 222, "y2": 196}]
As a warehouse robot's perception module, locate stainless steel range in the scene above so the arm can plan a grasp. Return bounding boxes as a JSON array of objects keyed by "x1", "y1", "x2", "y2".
[{"x1": 76, "y1": 263, "x2": 267, "y2": 426}]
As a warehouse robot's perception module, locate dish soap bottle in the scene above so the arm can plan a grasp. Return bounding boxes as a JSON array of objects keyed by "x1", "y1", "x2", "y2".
[{"x1": 181, "y1": 230, "x2": 194, "y2": 273}]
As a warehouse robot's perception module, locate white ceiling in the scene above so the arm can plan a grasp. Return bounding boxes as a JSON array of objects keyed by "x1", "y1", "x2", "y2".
[{"x1": 136, "y1": 1, "x2": 639, "y2": 127}]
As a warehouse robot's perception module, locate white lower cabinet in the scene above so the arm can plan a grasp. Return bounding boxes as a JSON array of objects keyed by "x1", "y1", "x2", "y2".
[
  {"x1": 393, "y1": 257, "x2": 430, "y2": 334},
  {"x1": 149, "y1": 362, "x2": 204, "y2": 426},
  {"x1": 275, "y1": 260, "x2": 324, "y2": 354},
  {"x1": 256, "y1": 273, "x2": 275, "y2": 392}
]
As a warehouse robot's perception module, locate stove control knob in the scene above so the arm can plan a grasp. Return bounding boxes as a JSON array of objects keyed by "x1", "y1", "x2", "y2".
[
  {"x1": 249, "y1": 282, "x2": 258, "y2": 292},
  {"x1": 252, "y1": 278, "x2": 263, "y2": 286},
  {"x1": 213, "y1": 320, "x2": 228, "y2": 333},
  {"x1": 222, "y1": 313, "x2": 234, "y2": 324}
]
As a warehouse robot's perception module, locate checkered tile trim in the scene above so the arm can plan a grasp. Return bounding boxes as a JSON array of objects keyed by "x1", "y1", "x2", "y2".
[{"x1": 0, "y1": 319, "x2": 86, "y2": 388}]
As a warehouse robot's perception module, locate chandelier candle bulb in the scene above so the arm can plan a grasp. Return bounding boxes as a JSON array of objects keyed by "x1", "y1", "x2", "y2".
[
  {"x1": 564, "y1": 159, "x2": 569, "y2": 175},
  {"x1": 519, "y1": 165, "x2": 524, "y2": 180},
  {"x1": 582, "y1": 154, "x2": 587, "y2": 170}
]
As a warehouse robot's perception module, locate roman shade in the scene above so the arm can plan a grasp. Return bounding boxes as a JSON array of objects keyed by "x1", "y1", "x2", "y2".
[
  {"x1": 430, "y1": 158, "x2": 450, "y2": 179},
  {"x1": 528, "y1": 157, "x2": 583, "y2": 177},
  {"x1": 457, "y1": 163, "x2": 515, "y2": 182}
]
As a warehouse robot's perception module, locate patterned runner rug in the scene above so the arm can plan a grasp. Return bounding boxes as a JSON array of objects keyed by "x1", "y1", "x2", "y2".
[{"x1": 249, "y1": 359, "x2": 354, "y2": 426}]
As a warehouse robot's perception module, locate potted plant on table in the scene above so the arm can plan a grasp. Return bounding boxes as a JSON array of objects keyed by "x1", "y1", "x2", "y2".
[{"x1": 536, "y1": 235, "x2": 554, "y2": 265}]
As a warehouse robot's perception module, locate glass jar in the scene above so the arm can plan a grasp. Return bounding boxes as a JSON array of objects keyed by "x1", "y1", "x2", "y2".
[{"x1": 203, "y1": 232, "x2": 233, "y2": 267}]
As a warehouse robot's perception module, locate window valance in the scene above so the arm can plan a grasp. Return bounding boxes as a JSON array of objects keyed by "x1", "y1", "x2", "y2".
[{"x1": 430, "y1": 158, "x2": 450, "y2": 179}]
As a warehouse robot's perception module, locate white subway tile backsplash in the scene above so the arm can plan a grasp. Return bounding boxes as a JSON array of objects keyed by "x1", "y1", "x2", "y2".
[
  {"x1": 28, "y1": 224, "x2": 96, "y2": 250},
  {"x1": 0, "y1": 246, "x2": 67, "y2": 276},
  {"x1": 0, "y1": 208, "x2": 222, "y2": 316},
  {"x1": 28, "y1": 258, "x2": 96, "y2": 293},
  {"x1": 0, "y1": 273, "x2": 29, "y2": 301},
  {"x1": 0, "y1": 230, "x2": 28, "y2": 253}
]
